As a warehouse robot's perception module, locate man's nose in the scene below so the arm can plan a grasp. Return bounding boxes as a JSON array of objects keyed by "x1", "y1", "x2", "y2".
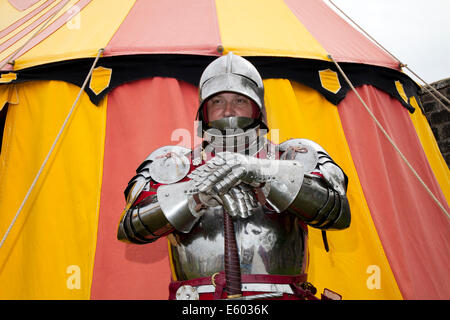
[{"x1": 223, "y1": 101, "x2": 235, "y2": 116}]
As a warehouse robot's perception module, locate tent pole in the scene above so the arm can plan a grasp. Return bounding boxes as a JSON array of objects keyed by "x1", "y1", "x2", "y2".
[
  {"x1": 329, "y1": 54, "x2": 449, "y2": 219},
  {"x1": 327, "y1": 0, "x2": 450, "y2": 111},
  {"x1": 0, "y1": 48, "x2": 104, "y2": 250}
]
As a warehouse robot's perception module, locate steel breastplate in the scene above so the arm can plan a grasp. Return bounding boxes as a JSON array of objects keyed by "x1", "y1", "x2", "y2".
[{"x1": 168, "y1": 204, "x2": 307, "y2": 281}]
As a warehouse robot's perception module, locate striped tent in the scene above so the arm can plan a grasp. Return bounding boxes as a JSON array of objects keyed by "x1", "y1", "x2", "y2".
[{"x1": 0, "y1": 0, "x2": 448, "y2": 300}]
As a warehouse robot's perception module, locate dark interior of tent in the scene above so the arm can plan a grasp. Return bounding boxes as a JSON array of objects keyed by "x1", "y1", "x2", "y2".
[{"x1": 0, "y1": 103, "x2": 7, "y2": 155}]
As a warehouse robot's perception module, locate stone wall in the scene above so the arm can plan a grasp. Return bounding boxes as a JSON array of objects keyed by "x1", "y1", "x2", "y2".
[{"x1": 418, "y1": 78, "x2": 450, "y2": 167}]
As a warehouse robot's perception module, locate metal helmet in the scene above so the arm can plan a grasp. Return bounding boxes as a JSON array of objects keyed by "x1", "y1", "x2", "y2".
[{"x1": 196, "y1": 52, "x2": 268, "y2": 132}]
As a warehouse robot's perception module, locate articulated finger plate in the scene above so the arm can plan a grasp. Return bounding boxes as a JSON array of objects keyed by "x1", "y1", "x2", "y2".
[
  {"x1": 188, "y1": 152, "x2": 277, "y2": 196},
  {"x1": 212, "y1": 166, "x2": 247, "y2": 195},
  {"x1": 220, "y1": 185, "x2": 259, "y2": 219},
  {"x1": 220, "y1": 193, "x2": 239, "y2": 216},
  {"x1": 187, "y1": 152, "x2": 241, "y2": 194},
  {"x1": 188, "y1": 161, "x2": 235, "y2": 194}
]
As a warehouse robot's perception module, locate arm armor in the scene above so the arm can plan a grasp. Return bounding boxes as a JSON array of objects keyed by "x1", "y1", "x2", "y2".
[
  {"x1": 117, "y1": 146, "x2": 202, "y2": 244},
  {"x1": 118, "y1": 193, "x2": 174, "y2": 244},
  {"x1": 265, "y1": 139, "x2": 351, "y2": 230}
]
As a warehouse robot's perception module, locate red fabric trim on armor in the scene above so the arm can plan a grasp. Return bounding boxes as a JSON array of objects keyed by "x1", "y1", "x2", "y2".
[
  {"x1": 133, "y1": 190, "x2": 155, "y2": 205},
  {"x1": 310, "y1": 171, "x2": 324, "y2": 179}
]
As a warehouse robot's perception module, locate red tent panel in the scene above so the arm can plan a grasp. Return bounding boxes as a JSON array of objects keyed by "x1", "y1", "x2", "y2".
[
  {"x1": 104, "y1": 0, "x2": 221, "y2": 56},
  {"x1": 284, "y1": 0, "x2": 399, "y2": 69},
  {"x1": 338, "y1": 85, "x2": 450, "y2": 299},
  {"x1": 90, "y1": 77, "x2": 199, "y2": 299}
]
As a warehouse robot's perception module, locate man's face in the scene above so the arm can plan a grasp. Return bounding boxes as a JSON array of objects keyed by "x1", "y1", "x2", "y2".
[{"x1": 206, "y1": 93, "x2": 254, "y2": 122}]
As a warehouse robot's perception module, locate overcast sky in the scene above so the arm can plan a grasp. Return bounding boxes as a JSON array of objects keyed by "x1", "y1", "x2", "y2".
[{"x1": 326, "y1": 0, "x2": 450, "y2": 84}]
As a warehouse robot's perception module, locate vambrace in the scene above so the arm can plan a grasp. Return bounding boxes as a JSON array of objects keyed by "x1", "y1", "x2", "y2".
[
  {"x1": 287, "y1": 174, "x2": 350, "y2": 230},
  {"x1": 117, "y1": 194, "x2": 173, "y2": 244}
]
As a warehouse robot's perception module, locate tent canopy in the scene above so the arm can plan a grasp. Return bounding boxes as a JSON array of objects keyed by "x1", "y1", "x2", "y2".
[{"x1": 0, "y1": 0, "x2": 449, "y2": 300}]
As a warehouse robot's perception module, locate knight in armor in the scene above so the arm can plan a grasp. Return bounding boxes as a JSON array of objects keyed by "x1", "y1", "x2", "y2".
[{"x1": 117, "y1": 53, "x2": 351, "y2": 300}]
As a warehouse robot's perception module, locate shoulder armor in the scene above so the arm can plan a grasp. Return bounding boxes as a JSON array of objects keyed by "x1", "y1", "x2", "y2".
[
  {"x1": 124, "y1": 145, "x2": 191, "y2": 203},
  {"x1": 279, "y1": 139, "x2": 348, "y2": 195},
  {"x1": 279, "y1": 139, "x2": 320, "y2": 173},
  {"x1": 146, "y1": 145, "x2": 192, "y2": 184}
]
